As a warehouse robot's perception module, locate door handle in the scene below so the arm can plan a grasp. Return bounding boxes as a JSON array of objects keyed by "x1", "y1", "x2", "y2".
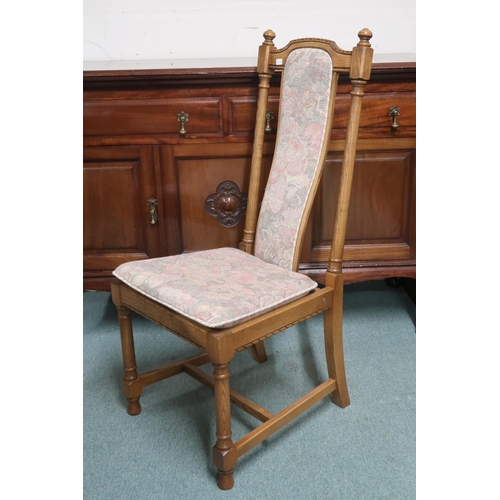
[{"x1": 147, "y1": 198, "x2": 158, "y2": 225}]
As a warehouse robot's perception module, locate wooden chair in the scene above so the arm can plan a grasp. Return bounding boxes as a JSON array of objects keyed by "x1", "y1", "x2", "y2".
[{"x1": 111, "y1": 28, "x2": 373, "y2": 490}]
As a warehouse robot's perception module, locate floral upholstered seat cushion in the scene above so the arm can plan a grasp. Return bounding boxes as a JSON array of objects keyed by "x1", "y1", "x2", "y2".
[{"x1": 113, "y1": 248, "x2": 317, "y2": 329}]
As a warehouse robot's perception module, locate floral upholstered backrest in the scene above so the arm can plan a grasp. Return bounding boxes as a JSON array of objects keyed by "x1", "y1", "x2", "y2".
[{"x1": 254, "y1": 48, "x2": 334, "y2": 271}]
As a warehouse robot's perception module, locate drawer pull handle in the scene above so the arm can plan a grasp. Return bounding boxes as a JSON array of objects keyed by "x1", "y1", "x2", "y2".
[
  {"x1": 389, "y1": 106, "x2": 400, "y2": 129},
  {"x1": 265, "y1": 109, "x2": 274, "y2": 133},
  {"x1": 177, "y1": 111, "x2": 189, "y2": 135},
  {"x1": 147, "y1": 198, "x2": 158, "y2": 225}
]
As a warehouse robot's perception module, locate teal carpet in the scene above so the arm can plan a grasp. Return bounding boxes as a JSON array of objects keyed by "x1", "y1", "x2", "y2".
[{"x1": 83, "y1": 280, "x2": 416, "y2": 499}]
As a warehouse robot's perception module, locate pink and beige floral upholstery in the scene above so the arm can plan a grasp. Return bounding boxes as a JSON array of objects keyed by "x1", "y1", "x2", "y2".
[
  {"x1": 255, "y1": 48, "x2": 333, "y2": 270},
  {"x1": 113, "y1": 48, "x2": 333, "y2": 328},
  {"x1": 113, "y1": 248, "x2": 317, "y2": 329}
]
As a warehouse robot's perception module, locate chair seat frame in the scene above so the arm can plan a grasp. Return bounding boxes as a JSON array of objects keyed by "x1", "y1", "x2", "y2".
[{"x1": 111, "y1": 28, "x2": 373, "y2": 490}]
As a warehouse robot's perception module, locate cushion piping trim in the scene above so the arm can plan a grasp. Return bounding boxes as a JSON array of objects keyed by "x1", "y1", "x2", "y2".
[{"x1": 112, "y1": 271, "x2": 317, "y2": 329}]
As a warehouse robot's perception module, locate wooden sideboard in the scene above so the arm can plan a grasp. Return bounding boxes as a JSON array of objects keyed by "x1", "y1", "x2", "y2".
[{"x1": 83, "y1": 61, "x2": 416, "y2": 291}]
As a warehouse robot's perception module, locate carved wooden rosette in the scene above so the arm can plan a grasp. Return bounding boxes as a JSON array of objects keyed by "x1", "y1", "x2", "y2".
[{"x1": 205, "y1": 181, "x2": 247, "y2": 227}]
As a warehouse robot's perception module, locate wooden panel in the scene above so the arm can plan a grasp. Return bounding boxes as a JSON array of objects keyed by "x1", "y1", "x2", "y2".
[
  {"x1": 179, "y1": 156, "x2": 249, "y2": 251},
  {"x1": 226, "y1": 90, "x2": 415, "y2": 139},
  {"x1": 83, "y1": 146, "x2": 161, "y2": 285},
  {"x1": 331, "y1": 92, "x2": 416, "y2": 139},
  {"x1": 161, "y1": 143, "x2": 273, "y2": 253},
  {"x1": 83, "y1": 160, "x2": 141, "y2": 251},
  {"x1": 301, "y1": 148, "x2": 415, "y2": 264},
  {"x1": 228, "y1": 96, "x2": 280, "y2": 135},
  {"x1": 84, "y1": 98, "x2": 223, "y2": 137}
]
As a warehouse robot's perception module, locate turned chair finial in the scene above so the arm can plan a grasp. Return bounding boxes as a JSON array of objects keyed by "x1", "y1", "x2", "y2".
[
  {"x1": 263, "y1": 29, "x2": 276, "y2": 45},
  {"x1": 357, "y1": 28, "x2": 373, "y2": 47}
]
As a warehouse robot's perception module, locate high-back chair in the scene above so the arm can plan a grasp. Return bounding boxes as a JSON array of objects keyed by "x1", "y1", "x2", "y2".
[{"x1": 111, "y1": 29, "x2": 373, "y2": 490}]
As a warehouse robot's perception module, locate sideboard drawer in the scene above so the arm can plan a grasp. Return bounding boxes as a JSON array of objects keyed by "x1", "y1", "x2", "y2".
[
  {"x1": 332, "y1": 93, "x2": 416, "y2": 139},
  {"x1": 84, "y1": 97, "x2": 223, "y2": 137},
  {"x1": 228, "y1": 96, "x2": 280, "y2": 135},
  {"x1": 226, "y1": 91, "x2": 415, "y2": 139}
]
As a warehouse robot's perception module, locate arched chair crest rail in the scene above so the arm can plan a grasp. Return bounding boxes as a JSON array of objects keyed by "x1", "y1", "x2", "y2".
[{"x1": 111, "y1": 28, "x2": 373, "y2": 490}]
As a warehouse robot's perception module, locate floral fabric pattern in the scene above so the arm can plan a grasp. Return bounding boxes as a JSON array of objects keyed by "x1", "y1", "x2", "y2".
[
  {"x1": 255, "y1": 48, "x2": 333, "y2": 270},
  {"x1": 113, "y1": 247, "x2": 317, "y2": 329}
]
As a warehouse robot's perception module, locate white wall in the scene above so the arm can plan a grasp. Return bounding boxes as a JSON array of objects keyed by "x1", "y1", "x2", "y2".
[{"x1": 83, "y1": 0, "x2": 415, "y2": 65}]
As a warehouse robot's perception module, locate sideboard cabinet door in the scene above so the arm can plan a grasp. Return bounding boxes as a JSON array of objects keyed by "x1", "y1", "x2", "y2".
[
  {"x1": 299, "y1": 142, "x2": 416, "y2": 283},
  {"x1": 83, "y1": 145, "x2": 162, "y2": 290},
  {"x1": 158, "y1": 143, "x2": 273, "y2": 255}
]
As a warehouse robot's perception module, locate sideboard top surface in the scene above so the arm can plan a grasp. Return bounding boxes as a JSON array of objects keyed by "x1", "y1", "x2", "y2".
[
  {"x1": 83, "y1": 52, "x2": 415, "y2": 73},
  {"x1": 83, "y1": 57, "x2": 415, "y2": 91}
]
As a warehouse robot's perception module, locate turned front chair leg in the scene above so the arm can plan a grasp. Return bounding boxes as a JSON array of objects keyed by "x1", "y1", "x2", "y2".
[
  {"x1": 324, "y1": 287, "x2": 350, "y2": 408},
  {"x1": 117, "y1": 305, "x2": 142, "y2": 415},
  {"x1": 212, "y1": 362, "x2": 238, "y2": 490}
]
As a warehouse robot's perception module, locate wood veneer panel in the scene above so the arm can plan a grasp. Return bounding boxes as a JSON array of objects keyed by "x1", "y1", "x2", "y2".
[
  {"x1": 160, "y1": 143, "x2": 273, "y2": 254},
  {"x1": 83, "y1": 146, "x2": 161, "y2": 284},
  {"x1": 84, "y1": 98, "x2": 223, "y2": 137},
  {"x1": 301, "y1": 148, "x2": 415, "y2": 264}
]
